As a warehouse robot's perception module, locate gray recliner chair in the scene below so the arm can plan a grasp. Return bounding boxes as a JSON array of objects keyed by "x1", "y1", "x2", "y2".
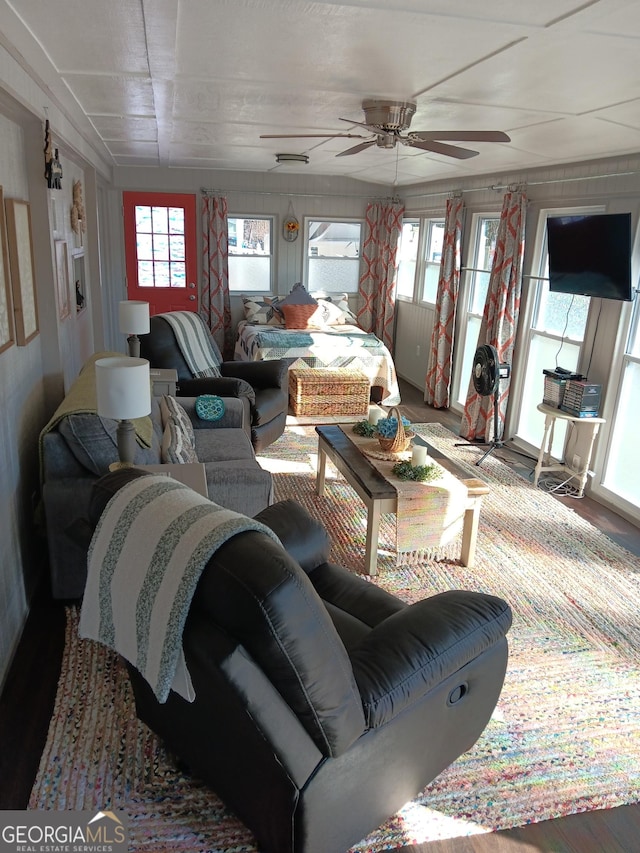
[
  {"x1": 88, "y1": 469, "x2": 513, "y2": 853},
  {"x1": 140, "y1": 313, "x2": 288, "y2": 451}
]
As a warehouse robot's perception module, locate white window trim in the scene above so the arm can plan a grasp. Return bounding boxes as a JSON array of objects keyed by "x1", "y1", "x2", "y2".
[
  {"x1": 228, "y1": 213, "x2": 275, "y2": 293},
  {"x1": 303, "y1": 215, "x2": 364, "y2": 293}
]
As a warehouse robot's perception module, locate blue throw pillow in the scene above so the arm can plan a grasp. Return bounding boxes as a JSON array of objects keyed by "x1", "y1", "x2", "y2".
[{"x1": 195, "y1": 394, "x2": 226, "y2": 421}]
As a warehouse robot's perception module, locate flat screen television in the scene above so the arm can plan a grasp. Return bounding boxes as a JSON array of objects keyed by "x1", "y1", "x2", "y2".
[{"x1": 546, "y1": 212, "x2": 633, "y2": 301}]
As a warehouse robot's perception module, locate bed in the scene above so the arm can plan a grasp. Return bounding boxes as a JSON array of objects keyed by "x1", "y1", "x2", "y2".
[{"x1": 234, "y1": 320, "x2": 401, "y2": 406}]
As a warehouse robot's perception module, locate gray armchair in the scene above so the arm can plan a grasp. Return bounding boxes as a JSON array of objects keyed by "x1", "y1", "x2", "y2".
[{"x1": 140, "y1": 313, "x2": 288, "y2": 451}]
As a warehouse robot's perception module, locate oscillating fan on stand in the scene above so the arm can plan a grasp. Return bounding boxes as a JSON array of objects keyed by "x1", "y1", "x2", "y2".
[{"x1": 456, "y1": 344, "x2": 511, "y2": 466}]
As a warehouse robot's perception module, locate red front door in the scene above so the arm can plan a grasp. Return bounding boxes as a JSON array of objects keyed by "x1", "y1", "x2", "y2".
[{"x1": 123, "y1": 192, "x2": 197, "y2": 315}]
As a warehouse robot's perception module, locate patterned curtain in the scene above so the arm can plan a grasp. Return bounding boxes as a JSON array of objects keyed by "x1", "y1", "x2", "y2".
[
  {"x1": 201, "y1": 193, "x2": 232, "y2": 359},
  {"x1": 357, "y1": 200, "x2": 405, "y2": 351},
  {"x1": 424, "y1": 196, "x2": 465, "y2": 408},
  {"x1": 460, "y1": 190, "x2": 527, "y2": 441}
]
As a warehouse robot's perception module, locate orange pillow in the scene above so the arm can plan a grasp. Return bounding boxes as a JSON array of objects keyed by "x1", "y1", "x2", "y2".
[{"x1": 281, "y1": 303, "x2": 321, "y2": 329}]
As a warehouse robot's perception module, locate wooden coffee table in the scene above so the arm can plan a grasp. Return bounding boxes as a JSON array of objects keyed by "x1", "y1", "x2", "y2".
[{"x1": 315, "y1": 425, "x2": 489, "y2": 576}]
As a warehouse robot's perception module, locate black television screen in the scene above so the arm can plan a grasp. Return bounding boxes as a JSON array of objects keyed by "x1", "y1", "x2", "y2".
[{"x1": 546, "y1": 212, "x2": 632, "y2": 301}]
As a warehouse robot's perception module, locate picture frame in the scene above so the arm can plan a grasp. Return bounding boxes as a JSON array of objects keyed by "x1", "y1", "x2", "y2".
[
  {"x1": 5, "y1": 198, "x2": 39, "y2": 345},
  {"x1": 0, "y1": 187, "x2": 15, "y2": 354},
  {"x1": 55, "y1": 239, "x2": 71, "y2": 320}
]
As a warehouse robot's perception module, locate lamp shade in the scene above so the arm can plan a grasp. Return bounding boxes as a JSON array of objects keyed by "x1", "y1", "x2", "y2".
[
  {"x1": 118, "y1": 300, "x2": 150, "y2": 334},
  {"x1": 95, "y1": 357, "x2": 151, "y2": 421}
]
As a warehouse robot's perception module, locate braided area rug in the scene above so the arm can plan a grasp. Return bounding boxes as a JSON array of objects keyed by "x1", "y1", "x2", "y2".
[{"x1": 30, "y1": 424, "x2": 640, "y2": 850}]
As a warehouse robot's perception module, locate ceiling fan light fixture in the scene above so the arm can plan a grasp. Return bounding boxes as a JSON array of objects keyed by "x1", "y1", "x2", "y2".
[{"x1": 275, "y1": 153, "x2": 309, "y2": 164}]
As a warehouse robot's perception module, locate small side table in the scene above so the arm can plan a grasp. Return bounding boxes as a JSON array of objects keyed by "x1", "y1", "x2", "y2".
[
  {"x1": 533, "y1": 403, "x2": 605, "y2": 497},
  {"x1": 150, "y1": 368, "x2": 178, "y2": 396}
]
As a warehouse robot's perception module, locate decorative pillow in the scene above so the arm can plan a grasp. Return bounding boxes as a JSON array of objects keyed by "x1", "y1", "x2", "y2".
[
  {"x1": 242, "y1": 296, "x2": 284, "y2": 326},
  {"x1": 163, "y1": 396, "x2": 195, "y2": 447},
  {"x1": 281, "y1": 303, "x2": 321, "y2": 329},
  {"x1": 311, "y1": 291, "x2": 358, "y2": 325},
  {"x1": 278, "y1": 283, "x2": 318, "y2": 307},
  {"x1": 195, "y1": 394, "x2": 226, "y2": 421},
  {"x1": 161, "y1": 419, "x2": 198, "y2": 464},
  {"x1": 311, "y1": 299, "x2": 345, "y2": 327}
]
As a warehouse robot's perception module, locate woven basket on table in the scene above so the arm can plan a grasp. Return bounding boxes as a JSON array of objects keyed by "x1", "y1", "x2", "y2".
[{"x1": 377, "y1": 406, "x2": 414, "y2": 453}]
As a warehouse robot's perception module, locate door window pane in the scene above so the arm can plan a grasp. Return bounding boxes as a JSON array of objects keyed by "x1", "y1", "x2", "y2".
[{"x1": 132, "y1": 204, "x2": 188, "y2": 288}]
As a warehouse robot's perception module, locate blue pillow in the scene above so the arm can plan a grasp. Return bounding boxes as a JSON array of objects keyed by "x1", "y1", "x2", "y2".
[{"x1": 195, "y1": 394, "x2": 226, "y2": 421}]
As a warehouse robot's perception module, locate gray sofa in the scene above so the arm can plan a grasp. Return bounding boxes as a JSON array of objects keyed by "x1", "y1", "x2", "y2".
[{"x1": 41, "y1": 383, "x2": 273, "y2": 600}]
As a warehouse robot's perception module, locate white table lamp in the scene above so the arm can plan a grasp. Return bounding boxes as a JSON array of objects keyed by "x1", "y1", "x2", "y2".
[
  {"x1": 95, "y1": 357, "x2": 151, "y2": 466},
  {"x1": 119, "y1": 300, "x2": 150, "y2": 357}
]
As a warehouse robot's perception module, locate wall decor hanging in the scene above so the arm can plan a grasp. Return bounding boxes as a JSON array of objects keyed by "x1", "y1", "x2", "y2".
[
  {"x1": 5, "y1": 198, "x2": 39, "y2": 345},
  {"x1": 71, "y1": 179, "x2": 86, "y2": 236},
  {"x1": 55, "y1": 240, "x2": 71, "y2": 320},
  {"x1": 283, "y1": 200, "x2": 299, "y2": 242},
  {"x1": 0, "y1": 187, "x2": 15, "y2": 353},
  {"x1": 43, "y1": 120, "x2": 63, "y2": 189}
]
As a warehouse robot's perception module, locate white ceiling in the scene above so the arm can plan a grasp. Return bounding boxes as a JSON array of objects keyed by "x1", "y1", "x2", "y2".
[{"x1": 4, "y1": 0, "x2": 640, "y2": 186}]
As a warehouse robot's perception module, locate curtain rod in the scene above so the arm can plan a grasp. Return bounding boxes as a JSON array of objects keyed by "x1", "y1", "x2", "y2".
[
  {"x1": 403, "y1": 168, "x2": 640, "y2": 200},
  {"x1": 200, "y1": 186, "x2": 396, "y2": 201}
]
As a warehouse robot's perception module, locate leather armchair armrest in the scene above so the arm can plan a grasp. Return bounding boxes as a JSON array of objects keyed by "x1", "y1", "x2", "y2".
[
  {"x1": 177, "y1": 376, "x2": 256, "y2": 405},
  {"x1": 221, "y1": 358, "x2": 289, "y2": 390},
  {"x1": 254, "y1": 499, "x2": 331, "y2": 572},
  {"x1": 350, "y1": 590, "x2": 512, "y2": 728}
]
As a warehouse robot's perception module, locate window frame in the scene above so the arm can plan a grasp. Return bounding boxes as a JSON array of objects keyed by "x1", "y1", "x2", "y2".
[
  {"x1": 451, "y1": 211, "x2": 501, "y2": 409},
  {"x1": 396, "y1": 214, "x2": 446, "y2": 305},
  {"x1": 303, "y1": 216, "x2": 363, "y2": 294},
  {"x1": 227, "y1": 214, "x2": 275, "y2": 293}
]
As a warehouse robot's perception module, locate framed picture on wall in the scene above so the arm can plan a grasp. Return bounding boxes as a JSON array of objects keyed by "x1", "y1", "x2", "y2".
[
  {"x1": 0, "y1": 187, "x2": 15, "y2": 354},
  {"x1": 5, "y1": 198, "x2": 39, "y2": 345},
  {"x1": 55, "y1": 240, "x2": 71, "y2": 319}
]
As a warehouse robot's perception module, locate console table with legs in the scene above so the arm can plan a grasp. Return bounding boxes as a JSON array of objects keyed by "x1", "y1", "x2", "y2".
[{"x1": 533, "y1": 403, "x2": 605, "y2": 497}]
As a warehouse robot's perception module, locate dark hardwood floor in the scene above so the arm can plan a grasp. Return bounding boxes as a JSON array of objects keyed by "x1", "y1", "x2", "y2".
[{"x1": 1, "y1": 379, "x2": 638, "y2": 851}]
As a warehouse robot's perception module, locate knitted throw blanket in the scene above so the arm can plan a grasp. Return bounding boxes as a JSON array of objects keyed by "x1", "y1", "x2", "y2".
[
  {"x1": 158, "y1": 312, "x2": 221, "y2": 378},
  {"x1": 79, "y1": 475, "x2": 281, "y2": 703}
]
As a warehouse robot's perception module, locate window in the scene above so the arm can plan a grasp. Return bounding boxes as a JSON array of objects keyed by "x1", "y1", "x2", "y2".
[
  {"x1": 601, "y1": 297, "x2": 640, "y2": 513},
  {"x1": 513, "y1": 210, "x2": 591, "y2": 455},
  {"x1": 305, "y1": 218, "x2": 362, "y2": 292},
  {"x1": 421, "y1": 219, "x2": 445, "y2": 303},
  {"x1": 396, "y1": 217, "x2": 445, "y2": 302},
  {"x1": 396, "y1": 220, "x2": 419, "y2": 298},
  {"x1": 228, "y1": 216, "x2": 273, "y2": 292},
  {"x1": 454, "y1": 215, "x2": 500, "y2": 406}
]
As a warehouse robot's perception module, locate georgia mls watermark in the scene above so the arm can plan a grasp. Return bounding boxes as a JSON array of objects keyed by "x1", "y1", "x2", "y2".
[{"x1": 0, "y1": 810, "x2": 128, "y2": 853}]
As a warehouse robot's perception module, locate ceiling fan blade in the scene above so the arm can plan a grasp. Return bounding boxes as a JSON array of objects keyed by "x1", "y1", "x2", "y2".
[
  {"x1": 411, "y1": 130, "x2": 511, "y2": 143},
  {"x1": 336, "y1": 139, "x2": 377, "y2": 157},
  {"x1": 338, "y1": 117, "x2": 382, "y2": 133},
  {"x1": 407, "y1": 139, "x2": 479, "y2": 159},
  {"x1": 259, "y1": 132, "x2": 366, "y2": 139}
]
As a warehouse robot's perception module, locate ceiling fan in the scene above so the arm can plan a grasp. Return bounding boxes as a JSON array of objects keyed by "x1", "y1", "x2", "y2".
[{"x1": 260, "y1": 99, "x2": 510, "y2": 159}]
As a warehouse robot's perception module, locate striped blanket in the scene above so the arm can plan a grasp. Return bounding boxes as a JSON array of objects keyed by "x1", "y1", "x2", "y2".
[
  {"x1": 79, "y1": 475, "x2": 281, "y2": 703},
  {"x1": 158, "y1": 311, "x2": 221, "y2": 378}
]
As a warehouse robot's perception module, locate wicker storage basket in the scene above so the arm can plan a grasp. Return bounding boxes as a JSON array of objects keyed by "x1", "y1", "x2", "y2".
[
  {"x1": 289, "y1": 367, "x2": 370, "y2": 416},
  {"x1": 377, "y1": 406, "x2": 414, "y2": 453}
]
